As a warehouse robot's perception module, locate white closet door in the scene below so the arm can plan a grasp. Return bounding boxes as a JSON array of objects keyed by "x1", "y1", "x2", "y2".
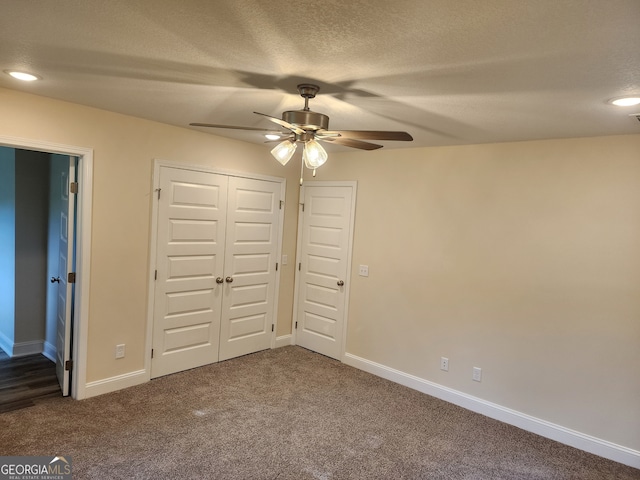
[
  {"x1": 295, "y1": 184, "x2": 355, "y2": 360},
  {"x1": 151, "y1": 167, "x2": 228, "y2": 378},
  {"x1": 218, "y1": 177, "x2": 280, "y2": 361}
]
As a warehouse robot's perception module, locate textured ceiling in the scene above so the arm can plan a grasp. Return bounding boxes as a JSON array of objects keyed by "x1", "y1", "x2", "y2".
[{"x1": 1, "y1": 0, "x2": 639, "y2": 151}]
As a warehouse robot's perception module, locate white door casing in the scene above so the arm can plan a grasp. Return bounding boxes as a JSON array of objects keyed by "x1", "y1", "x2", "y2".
[
  {"x1": 151, "y1": 167, "x2": 228, "y2": 378},
  {"x1": 294, "y1": 182, "x2": 356, "y2": 360},
  {"x1": 55, "y1": 156, "x2": 76, "y2": 396},
  {"x1": 218, "y1": 176, "x2": 281, "y2": 361}
]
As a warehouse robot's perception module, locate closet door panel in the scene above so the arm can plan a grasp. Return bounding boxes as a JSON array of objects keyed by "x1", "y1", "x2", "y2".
[
  {"x1": 151, "y1": 167, "x2": 228, "y2": 378},
  {"x1": 219, "y1": 177, "x2": 280, "y2": 361}
]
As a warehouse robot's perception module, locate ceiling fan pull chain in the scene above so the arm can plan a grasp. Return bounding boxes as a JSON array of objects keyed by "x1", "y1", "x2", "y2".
[{"x1": 299, "y1": 155, "x2": 305, "y2": 186}]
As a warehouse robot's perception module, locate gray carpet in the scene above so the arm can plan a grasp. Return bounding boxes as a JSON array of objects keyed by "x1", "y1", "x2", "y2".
[{"x1": 1, "y1": 346, "x2": 638, "y2": 479}]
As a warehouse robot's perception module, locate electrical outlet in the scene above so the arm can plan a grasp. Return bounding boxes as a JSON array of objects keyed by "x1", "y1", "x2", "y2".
[
  {"x1": 282, "y1": 254, "x2": 288, "y2": 265},
  {"x1": 440, "y1": 357, "x2": 449, "y2": 371},
  {"x1": 472, "y1": 367, "x2": 482, "y2": 382},
  {"x1": 115, "y1": 344, "x2": 125, "y2": 359},
  {"x1": 359, "y1": 265, "x2": 369, "y2": 277}
]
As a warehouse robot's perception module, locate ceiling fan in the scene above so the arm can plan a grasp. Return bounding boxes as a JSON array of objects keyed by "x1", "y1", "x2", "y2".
[{"x1": 190, "y1": 83, "x2": 413, "y2": 175}]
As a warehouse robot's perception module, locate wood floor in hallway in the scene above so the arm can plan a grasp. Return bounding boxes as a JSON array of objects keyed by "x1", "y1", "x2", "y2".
[{"x1": 0, "y1": 351, "x2": 61, "y2": 413}]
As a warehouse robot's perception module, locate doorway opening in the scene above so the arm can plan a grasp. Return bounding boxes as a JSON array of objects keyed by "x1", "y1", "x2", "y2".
[
  {"x1": 0, "y1": 135, "x2": 93, "y2": 400},
  {"x1": 0, "y1": 148, "x2": 77, "y2": 408}
]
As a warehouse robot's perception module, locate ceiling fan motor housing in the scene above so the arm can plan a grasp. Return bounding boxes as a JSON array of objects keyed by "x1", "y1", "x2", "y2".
[{"x1": 283, "y1": 110, "x2": 329, "y2": 131}]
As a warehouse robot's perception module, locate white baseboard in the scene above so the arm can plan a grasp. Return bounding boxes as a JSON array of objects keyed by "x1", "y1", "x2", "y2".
[
  {"x1": 86, "y1": 336, "x2": 294, "y2": 399},
  {"x1": 84, "y1": 369, "x2": 148, "y2": 399},
  {"x1": 0, "y1": 335, "x2": 47, "y2": 358},
  {"x1": 12, "y1": 340, "x2": 44, "y2": 357},
  {"x1": 275, "y1": 334, "x2": 292, "y2": 348},
  {"x1": 342, "y1": 352, "x2": 640, "y2": 470},
  {"x1": 43, "y1": 341, "x2": 57, "y2": 362}
]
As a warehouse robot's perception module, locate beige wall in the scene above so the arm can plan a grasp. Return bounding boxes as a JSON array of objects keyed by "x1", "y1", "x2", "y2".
[
  {"x1": 318, "y1": 135, "x2": 640, "y2": 451},
  {"x1": 0, "y1": 87, "x2": 300, "y2": 382},
  {"x1": 1, "y1": 86, "x2": 638, "y2": 453}
]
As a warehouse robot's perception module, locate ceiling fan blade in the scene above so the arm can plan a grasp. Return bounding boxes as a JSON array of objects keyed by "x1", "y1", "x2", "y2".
[
  {"x1": 190, "y1": 122, "x2": 274, "y2": 132},
  {"x1": 253, "y1": 112, "x2": 305, "y2": 135},
  {"x1": 322, "y1": 137, "x2": 383, "y2": 150},
  {"x1": 322, "y1": 130, "x2": 413, "y2": 141}
]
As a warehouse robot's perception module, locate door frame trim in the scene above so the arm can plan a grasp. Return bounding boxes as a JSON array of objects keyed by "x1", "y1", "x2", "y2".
[
  {"x1": 0, "y1": 135, "x2": 93, "y2": 400},
  {"x1": 145, "y1": 160, "x2": 286, "y2": 378},
  {"x1": 292, "y1": 180, "x2": 357, "y2": 361}
]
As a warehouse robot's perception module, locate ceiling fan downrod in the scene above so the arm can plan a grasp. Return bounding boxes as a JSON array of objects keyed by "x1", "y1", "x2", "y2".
[
  {"x1": 297, "y1": 83, "x2": 319, "y2": 111},
  {"x1": 283, "y1": 84, "x2": 329, "y2": 131}
]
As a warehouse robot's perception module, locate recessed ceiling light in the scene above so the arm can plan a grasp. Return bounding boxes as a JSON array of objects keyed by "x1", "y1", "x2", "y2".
[
  {"x1": 5, "y1": 70, "x2": 41, "y2": 81},
  {"x1": 609, "y1": 96, "x2": 640, "y2": 107},
  {"x1": 265, "y1": 134, "x2": 281, "y2": 140}
]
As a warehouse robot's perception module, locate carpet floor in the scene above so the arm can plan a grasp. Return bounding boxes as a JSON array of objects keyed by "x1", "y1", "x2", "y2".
[{"x1": 0, "y1": 346, "x2": 637, "y2": 479}]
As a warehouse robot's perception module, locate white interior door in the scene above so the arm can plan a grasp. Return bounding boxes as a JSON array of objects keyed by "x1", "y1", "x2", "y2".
[
  {"x1": 151, "y1": 167, "x2": 228, "y2": 378},
  {"x1": 55, "y1": 156, "x2": 76, "y2": 396},
  {"x1": 218, "y1": 177, "x2": 281, "y2": 361},
  {"x1": 295, "y1": 183, "x2": 356, "y2": 360}
]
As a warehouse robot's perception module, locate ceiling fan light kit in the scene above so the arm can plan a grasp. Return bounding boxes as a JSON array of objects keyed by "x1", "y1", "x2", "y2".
[
  {"x1": 271, "y1": 139, "x2": 297, "y2": 166},
  {"x1": 190, "y1": 83, "x2": 413, "y2": 179},
  {"x1": 302, "y1": 138, "x2": 328, "y2": 169}
]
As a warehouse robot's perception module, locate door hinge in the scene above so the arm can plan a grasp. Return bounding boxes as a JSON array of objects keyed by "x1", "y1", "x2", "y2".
[
  {"x1": 69, "y1": 182, "x2": 78, "y2": 194},
  {"x1": 155, "y1": 188, "x2": 161, "y2": 200},
  {"x1": 276, "y1": 263, "x2": 278, "y2": 272},
  {"x1": 300, "y1": 202, "x2": 305, "y2": 212},
  {"x1": 151, "y1": 349, "x2": 154, "y2": 359},
  {"x1": 271, "y1": 324, "x2": 274, "y2": 332},
  {"x1": 280, "y1": 200, "x2": 284, "y2": 210},
  {"x1": 298, "y1": 262, "x2": 301, "y2": 271},
  {"x1": 68, "y1": 272, "x2": 76, "y2": 284},
  {"x1": 154, "y1": 270, "x2": 158, "y2": 280},
  {"x1": 295, "y1": 321, "x2": 298, "y2": 329},
  {"x1": 65, "y1": 360, "x2": 73, "y2": 371}
]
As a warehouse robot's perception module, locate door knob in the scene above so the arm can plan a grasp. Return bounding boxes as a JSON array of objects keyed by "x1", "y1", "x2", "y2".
[
  {"x1": 216, "y1": 277, "x2": 224, "y2": 284},
  {"x1": 337, "y1": 280, "x2": 344, "y2": 286},
  {"x1": 225, "y1": 276, "x2": 234, "y2": 283},
  {"x1": 50, "y1": 276, "x2": 61, "y2": 283}
]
